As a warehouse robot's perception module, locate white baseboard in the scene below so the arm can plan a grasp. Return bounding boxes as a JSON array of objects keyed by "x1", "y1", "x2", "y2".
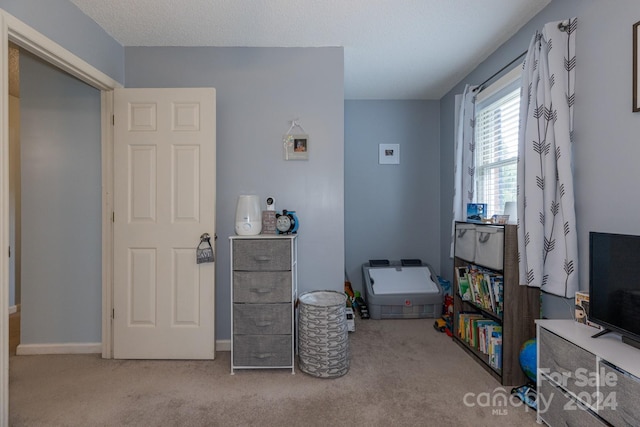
[
  {"x1": 216, "y1": 339, "x2": 231, "y2": 352},
  {"x1": 16, "y1": 342, "x2": 102, "y2": 355},
  {"x1": 8, "y1": 304, "x2": 20, "y2": 314},
  {"x1": 16, "y1": 340, "x2": 230, "y2": 356}
]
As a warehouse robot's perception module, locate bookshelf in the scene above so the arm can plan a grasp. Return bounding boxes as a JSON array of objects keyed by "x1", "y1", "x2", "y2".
[{"x1": 452, "y1": 222, "x2": 540, "y2": 386}]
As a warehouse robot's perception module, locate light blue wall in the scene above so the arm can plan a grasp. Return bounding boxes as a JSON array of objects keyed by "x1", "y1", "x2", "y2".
[
  {"x1": 20, "y1": 51, "x2": 102, "y2": 344},
  {"x1": 344, "y1": 100, "x2": 440, "y2": 293},
  {"x1": 14, "y1": 0, "x2": 638, "y2": 343},
  {"x1": 125, "y1": 46, "x2": 345, "y2": 340},
  {"x1": 0, "y1": 0, "x2": 124, "y2": 84},
  {"x1": 440, "y1": 0, "x2": 640, "y2": 318},
  {"x1": 2, "y1": 0, "x2": 119, "y2": 345}
]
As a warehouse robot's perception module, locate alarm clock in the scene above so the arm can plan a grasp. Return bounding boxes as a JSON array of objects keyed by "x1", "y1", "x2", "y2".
[{"x1": 275, "y1": 210, "x2": 299, "y2": 234}]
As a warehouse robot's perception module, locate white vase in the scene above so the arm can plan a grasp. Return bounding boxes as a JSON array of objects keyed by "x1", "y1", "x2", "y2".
[{"x1": 235, "y1": 195, "x2": 262, "y2": 235}]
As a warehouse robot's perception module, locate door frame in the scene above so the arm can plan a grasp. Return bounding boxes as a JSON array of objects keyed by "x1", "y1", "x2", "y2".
[{"x1": 0, "y1": 9, "x2": 121, "y2": 425}]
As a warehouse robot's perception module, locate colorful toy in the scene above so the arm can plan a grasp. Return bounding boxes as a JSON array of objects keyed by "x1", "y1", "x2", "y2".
[
  {"x1": 433, "y1": 314, "x2": 453, "y2": 336},
  {"x1": 344, "y1": 280, "x2": 355, "y2": 307},
  {"x1": 432, "y1": 294, "x2": 455, "y2": 335},
  {"x1": 511, "y1": 338, "x2": 538, "y2": 410},
  {"x1": 433, "y1": 317, "x2": 448, "y2": 332}
]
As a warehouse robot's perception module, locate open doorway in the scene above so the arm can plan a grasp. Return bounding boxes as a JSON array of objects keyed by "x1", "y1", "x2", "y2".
[
  {"x1": 1, "y1": 11, "x2": 121, "y2": 421},
  {"x1": 12, "y1": 46, "x2": 103, "y2": 355}
]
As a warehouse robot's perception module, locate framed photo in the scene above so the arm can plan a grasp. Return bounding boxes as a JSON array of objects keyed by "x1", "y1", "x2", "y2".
[
  {"x1": 284, "y1": 134, "x2": 309, "y2": 160},
  {"x1": 378, "y1": 143, "x2": 400, "y2": 165},
  {"x1": 634, "y1": 21, "x2": 640, "y2": 112}
]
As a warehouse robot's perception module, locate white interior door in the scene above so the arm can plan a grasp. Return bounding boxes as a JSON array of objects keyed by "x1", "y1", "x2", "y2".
[{"x1": 113, "y1": 88, "x2": 216, "y2": 359}]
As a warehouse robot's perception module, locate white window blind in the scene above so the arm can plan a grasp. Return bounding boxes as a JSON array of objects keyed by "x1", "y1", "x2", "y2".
[{"x1": 474, "y1": 85, "x2": 520, "y2": 218}]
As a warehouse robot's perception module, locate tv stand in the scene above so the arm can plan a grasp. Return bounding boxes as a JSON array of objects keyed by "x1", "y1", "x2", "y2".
[{"x1": 537, "y1": 320, "x2": 640, "y2": 426}]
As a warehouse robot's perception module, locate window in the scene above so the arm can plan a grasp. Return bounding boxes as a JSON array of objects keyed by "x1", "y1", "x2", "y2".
[{"x1": 474, "y1": 69, "x2": 521, "y2": 218}]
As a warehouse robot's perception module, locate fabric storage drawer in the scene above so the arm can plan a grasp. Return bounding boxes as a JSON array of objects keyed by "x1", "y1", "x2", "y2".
[
  {"x1": 474, "y1": 226, "x2": 504, "y2": 270},
  {"x1": 598, "y1": 361, "x2": 640, "y2": 426},
  {"x1": 233, "y1": 239, "x2": 291, "y2": 271},
  {"x1": 539, "y1": 328, "x2": 597, "y2": 399},
  {"x1": 233, "y1": 303, "x2": 291, "y2": 335},
  {"x1": 233, "y1": 271, "x2": 292, "y2": 303},
  {"x1": 538, "y1": 377, "x2": 606, "y2": 427},
  {"x1": 454, "y1": 223, "x2": 476, "y2": 262},
  {"x1": 233, "y1": 335, "x2": 292, "y2": 367}
]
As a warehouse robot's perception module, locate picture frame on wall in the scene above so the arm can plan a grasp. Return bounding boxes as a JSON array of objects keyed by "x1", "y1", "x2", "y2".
[
  {"x1": 378, "y1": 143, "x2": 400, "y2": 164},
  {"x1": 284, "y1": 134, "x2": 309, "y2": 160},
  {"x1": 634, "y1": 21, "x2": 640, "y2": 112}
]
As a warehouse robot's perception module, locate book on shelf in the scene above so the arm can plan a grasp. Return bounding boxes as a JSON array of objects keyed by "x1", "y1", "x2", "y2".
[
  {"x1": 464, "y1": 269, "x2": 477, "y2": 304},
  {"x1": 457, "y1": 312, "x2": 483, "y2": 342},
  {"x1": 460, "y1": 264, "x2": 504, "y2": 317},
  {"x1": 472, "y1": 319, "x2": 496, "y2": 349},
  {"x1": 484, "y1": 273, "x2": 496, "y2": 312},
  {"x1": 489, "y1": 332, "x2": 503, "y2": 369},
  {"x1": 457, "y1": 312, "x2": 501, "y2": 350},
  {"x1": 491, "y1": 276, "x2": 504, "y2": 317},
  {"x1": 477, "y1": 322, "x2": 500, "y2": 354},
  {"x1": 457, "y1": 312, "x2": 504, "y2": 371},
  {"x1": 456, "y1": 266, "x2": 472, "y2": 301},
  {"x1": 467, "y1": 266, "x2": 483, "y2": 307},
  {"x1": 481, "y1": 324, "x2": 502, "y2": 355}
]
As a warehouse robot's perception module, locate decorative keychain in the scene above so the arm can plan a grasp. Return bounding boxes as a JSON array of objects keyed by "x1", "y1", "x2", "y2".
[{"x1": 196, "y1": 233, "x2": 214, "y2": 264}]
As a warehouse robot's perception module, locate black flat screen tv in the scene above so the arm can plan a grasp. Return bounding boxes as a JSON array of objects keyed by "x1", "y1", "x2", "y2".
[{"x1": 589, "y1": 232, "x2": 640, "y2": 346}]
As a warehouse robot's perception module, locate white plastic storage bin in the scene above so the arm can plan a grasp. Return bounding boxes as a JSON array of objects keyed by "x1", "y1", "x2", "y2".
[
  {"x1": 454, "y1": 223, "x2": 476, "y2": 262},
  {"x1": 474, "y1": 226, "x2": 504, "y2": 270}
]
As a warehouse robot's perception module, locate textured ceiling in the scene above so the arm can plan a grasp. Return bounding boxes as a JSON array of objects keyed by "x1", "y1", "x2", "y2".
[{"x1": 68, "y1": 0, "x2": 550, "y2": 100}]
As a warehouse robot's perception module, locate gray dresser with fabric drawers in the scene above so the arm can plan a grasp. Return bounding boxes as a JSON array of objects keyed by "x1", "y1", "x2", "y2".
[{"x1": 230, "y1": 235, "x2": 298, "y2": 374}]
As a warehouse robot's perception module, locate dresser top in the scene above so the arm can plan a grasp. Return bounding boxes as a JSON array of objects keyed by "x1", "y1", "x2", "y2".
[{"x1": 229, "y1": 234, "x2": 297, "y2": 240}]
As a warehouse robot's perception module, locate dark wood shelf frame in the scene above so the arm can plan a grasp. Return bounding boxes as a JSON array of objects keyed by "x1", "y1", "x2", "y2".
[{"x1": 452, "y1": 222, "x2": 540, "y2": 386}]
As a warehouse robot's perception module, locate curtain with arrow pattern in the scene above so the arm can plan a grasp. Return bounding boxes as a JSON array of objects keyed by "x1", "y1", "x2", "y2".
[
  {"x1": 451, "y1": 84, "x2": 478, "y2": 257},
  {"x1": 517, "y1": 18, "x2": 578, "y2": 298}
]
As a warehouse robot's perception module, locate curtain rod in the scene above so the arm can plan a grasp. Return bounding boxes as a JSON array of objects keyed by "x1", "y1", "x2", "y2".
[
  {"x1": 474, "y1": 20, "x2": 570, "y2": 93},
  {"x1": 474, "y1": 50, "x2": 527, "y2": 93}
]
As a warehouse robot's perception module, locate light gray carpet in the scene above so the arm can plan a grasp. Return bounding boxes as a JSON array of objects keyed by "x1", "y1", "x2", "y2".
[{"x1": 9, "y1": 318, "x2": 539, "y2": 426}]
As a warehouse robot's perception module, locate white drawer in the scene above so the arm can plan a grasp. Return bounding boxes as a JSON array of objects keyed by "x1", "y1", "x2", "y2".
[
  {"x1": 474, "y1": 226, "x2": 504, "y2": 270},
  {"x1": 454, "y1": 223, "x2": 476, "y2": 262}
]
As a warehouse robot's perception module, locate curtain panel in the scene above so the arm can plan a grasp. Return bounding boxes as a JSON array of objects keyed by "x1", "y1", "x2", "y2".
[
  {"x1": 517, "y1": 18, "x2": 578, "y2": 298},
  {"x1": 451, "y1": 85, "x2": 478, "y2": 257}
]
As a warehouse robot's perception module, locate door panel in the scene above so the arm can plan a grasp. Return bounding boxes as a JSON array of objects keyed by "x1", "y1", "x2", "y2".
[
  {"x1": 129, "y1": 145, "x2": 157, "y2": 222},
  {"x1": 113, "y1": 88, "x2": 216, "y2": 359}
]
